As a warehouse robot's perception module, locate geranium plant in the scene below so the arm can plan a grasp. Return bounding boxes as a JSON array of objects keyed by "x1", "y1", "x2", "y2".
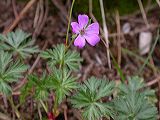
[{"x1": 0, "y1": 10, "x2": 158, "y2": 120}]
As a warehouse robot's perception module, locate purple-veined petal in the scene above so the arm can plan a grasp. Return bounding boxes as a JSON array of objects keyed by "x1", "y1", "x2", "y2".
[
  {"x1": 71, "y1": 22, "x2": 81, "y2": 34},
  {"x1": 78, "y1": 14, "x2": 89, "y2": 29},
  {"x1": 84, "y1": 33, "x2": 100, "y2": 46},
  {"x1": 85, "y1": 22, "x2": 99, "y2": 34},
  {"x1": 74, "y1": 35, "x2": 86, "y2": 48}
]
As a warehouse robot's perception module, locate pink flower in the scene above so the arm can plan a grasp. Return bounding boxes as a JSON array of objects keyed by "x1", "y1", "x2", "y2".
[{"x1": 71, "y1": 14, "x2": 100, "y2": 48}]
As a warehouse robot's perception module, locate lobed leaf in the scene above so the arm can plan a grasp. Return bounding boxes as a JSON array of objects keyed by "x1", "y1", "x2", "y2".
[
  {"x1": 0, "y1": 29, "x2": 39, "y2": 59},
  {"x1": 41, "y1": 44, "x2": 82, "y2": 71},
  {"x1": 71, "y1": 77, "x2": 115, "y2": 120},
  {"x1": 0, "y1": 51, "x2": 27, "y2": 95}
]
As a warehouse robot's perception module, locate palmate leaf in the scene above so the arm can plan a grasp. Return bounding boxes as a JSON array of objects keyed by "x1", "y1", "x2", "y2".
[
  {"x1": 0, "y1": 51, "x2": 27, "y2": 95},
  {"x1": 41, "y1": 44, "x2": 83, "y2": 71},
  {"x1": 118, "y1": 76, "x2": 157, "y2": 103},
  {"x1": 71, "y1": 77, "x2": 115, "y2": 120},
  {"x1": 0, "y1": 81, "x2": 12, "y2": 95},
  {"x1": 113, "y1": 76, "x2": 158, "y2": 120},
  {"x1": 113, "y1": 92, "x2": 158, "y2": 120},
  {"x1": 21, "y1": 73, "x2": 50, "y2": 101},
  {"x1": 118, "y1": 76, "x2": 144, "y2": 95},
  {"x1": 49, "y1": 68, "x2": 77, "y2": 104},
  {"x1": 0, "y1": 29, "x2": 39, "y2": 59}
]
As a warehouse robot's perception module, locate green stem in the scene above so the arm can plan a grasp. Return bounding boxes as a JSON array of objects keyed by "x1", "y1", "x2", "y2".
[
  {"x1": 40, "y1": 100, "x2": 48, "y2": 113},
  {"x1": 8, "y1": 96, "x2": 21, "y2": 119},
  {"x1": 53, "y1": 0, "x2": 76, "y2": 116},
  {"x1": 66, "y1": 35, "x2": 77, "y2": 51},
  {"x1": 53, "y1": 96, "x2": 58, "y2": 115},
  {"x1": 110, "y1": 50, "x2": 125, "y2": 82},
  {"x1": 65, "y1": 0, "x2": 75, "y2": 46}
]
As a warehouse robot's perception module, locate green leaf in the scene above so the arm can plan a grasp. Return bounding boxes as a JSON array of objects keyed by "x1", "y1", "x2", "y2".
[
  {"x1": 71, "y1": 77, "x2": 115, "y2": 120},
  {"x1": 49, "y1": 68, "x2": 77, "y2": 104},
  {"x1": 0, "y1": 81, "x2": 12, "y2": 95},
  {"x1": 0, "y1": 51, "x2": 27, "y2": 95},
  {"x1": 113, "y1": 76, "x2": 158, "y2": 120},
  {"x1": 113, "y1": 92, "x2": 158, "y2": 120},
  {"x1": 117, "y1": 76, "x2": 157, "y2": 103},
  {"x1": 0, "y1": 29, "x2": 39, "y2": 59},
  {"x1": 41, "y1": 44, "x2": 82, "y2": 71},
  {"x1": 28, "y1": 73, "x2": 50, "y2": 100}
]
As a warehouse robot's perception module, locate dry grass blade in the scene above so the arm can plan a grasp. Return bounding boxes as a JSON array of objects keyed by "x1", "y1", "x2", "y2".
[
  {"x1": 115, "y1": 10, "x2": 122, "y2": 66},
  {"x1": 99, "y1": 0, "x2": 111, "y2": 69},
  {"x1": 3, "y1": 0, "x2": 37, "y2": 34},
  {"x1": 156, "y1": 0, "x2": 160, "y2": 7},
  {"x1": 137, "y1": 0, "x2": 150, "y2": 28}
]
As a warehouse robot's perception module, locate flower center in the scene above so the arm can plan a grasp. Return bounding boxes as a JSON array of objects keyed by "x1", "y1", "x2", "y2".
[{"x1": 80, "y1": 29, "x2": 85, "y2": 36}]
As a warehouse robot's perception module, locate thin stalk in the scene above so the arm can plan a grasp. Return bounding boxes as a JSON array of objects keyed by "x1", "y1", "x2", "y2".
[
  {"x1": 66, "y1": 35, "x2": 77, "y2": 51},
  {"x1": 110, "y1": 51, "x2": 125, "y2": 82},
  {"x1": 65, "y1": 0, "x2": 75, "y2": 46},
  {"x1": 8, "y1": 96, "x2": 20, "y2": 119},
  {"x1": 53, "y1": 96, "x2": 58, "y2": 116},
  {"x1": 38, "y1": 103, "x2": 42, "y2": 120},
  {"x1": 138, "y1": 30, "x2": 159, "y2": 75},
  {"x1": 53, "y1": 0, "x2": 76, "y2": 117},
  {"x1": 99, "y1": 0, "x2": 111, "y2": 69},
  {"x1": 40, "y1": 100, "x2": 48, "y2": 113}
]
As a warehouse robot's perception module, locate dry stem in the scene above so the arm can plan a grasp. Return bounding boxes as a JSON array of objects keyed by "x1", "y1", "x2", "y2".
[
  {"x1": 3, "y1": 0, "x2": 37, "y2": 34},
  {"x1": 99, "y1": 0, "x2": 111, "y2": 69}
]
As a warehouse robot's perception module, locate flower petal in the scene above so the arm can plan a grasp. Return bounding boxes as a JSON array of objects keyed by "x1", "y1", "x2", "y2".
[
  {"x1": 85, "y1": 22, "x2": 99, "y2": 34},
  {"x1": 71, "y1": 22, "x2": 80, "y2": 34},
  {"x1": 78, "y1": 14, "x2": 89, "y2": 29},
  {"x1": 84, "y1": 34, "x2": 100, "y2": 46},
  {"x1": 74, "y1": 35, "x2": 86, "y2": 48}
]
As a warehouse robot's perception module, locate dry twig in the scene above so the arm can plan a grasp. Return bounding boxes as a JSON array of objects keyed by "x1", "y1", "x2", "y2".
[
  {"x1": 109, "y1": 23, "x2": 159, "y2": 38},
  {"x1": 146, "y1": 75, "x2": 160, "y2": 87},
  {"x1": 3, "y1": 0, "x2": 37, "y2": 34},
  {"x1": 156, "y1": 0, "x2": 160, "y2": 7},
  {"x1": 0, "y1": 112, "x2": 11, "y2": 120},
  {"x1": 115, "y1": 10, "x2": 122, "y2": 66},
  {"x1": 33, "y1": 0, "x2": 49, "y2": 39},
  {"x1": 12, "y1": 0, "x2": 18, "y2": 18},
  {"x1": 99, "y1": 0, "x2": 111, "y2": 69},
  {"x1": 137, "y1": 0, "x2": 150, "y2": 28}
]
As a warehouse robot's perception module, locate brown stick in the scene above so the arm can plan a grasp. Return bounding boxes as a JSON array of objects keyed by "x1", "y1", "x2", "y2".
[
  {"x1": 137, "y1": 0, "x2": 150, "y2": 28},
  {"x1": 115, "y1": 10, "x2": 122, "y2": 66},
  {"x1": 12, "y1": 0, "x2": 18, "y2": 18},
  {"x1": 99, "y1": 0, "x2": 111, "y2": 69},
  {"x1": 146, "y1": 76, "x2": 160, "y2": 87},
  {"x1": 108, "y1": 23, "x2": 159, "y2": 38},
  {"x1": 3, "y1": 0, "x2": 37, "y2": 34},
  {"x1": 0, "y1": 112, "x2": 12, "y2": 120},
  {"x1": 156, "y1": 0, "x2": 160, "y2": 7}
]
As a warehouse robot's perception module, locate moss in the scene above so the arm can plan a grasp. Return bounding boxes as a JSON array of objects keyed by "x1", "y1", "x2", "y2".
[
  {"x1": 73, "y1": 0, "x2": 101, "y2": 21},
  {"x1": 73, "y1": 0, "x2": 152, "y2": 17}
]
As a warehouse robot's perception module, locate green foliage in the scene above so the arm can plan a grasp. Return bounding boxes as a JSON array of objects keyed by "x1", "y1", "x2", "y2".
[
  {"x1": 0, "y1": 29, "x2": 39, "y2": 59},
  {"x1": 118, "y1": 76, "x2": 157, "y2": 103},
  {"x1": 49, "y1": 68, "x2": 77, "y2": 104},
  {"x1": 41, "y1": 44, "x2": 82, "y2": 71},
  {"x1": 71, "y1": 77, "x2": 115, "y2": 120},
  {"x1": 0, "y1": 51, "x2": 27, "y2": 95},
  {"x1": 21, "y1": 73, "x2": 50, "y2": 102},
  {"x1": 21, "y1": 67, "x2": 77, "y2": 111},
  {"x1": 113, "y1": 76, "x2": 158, "y2": 120}
]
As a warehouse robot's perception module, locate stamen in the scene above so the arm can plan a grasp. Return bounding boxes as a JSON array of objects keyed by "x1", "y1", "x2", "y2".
[{"x1": 80, "y1": 29, "x2": 85, "y2": 36}]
